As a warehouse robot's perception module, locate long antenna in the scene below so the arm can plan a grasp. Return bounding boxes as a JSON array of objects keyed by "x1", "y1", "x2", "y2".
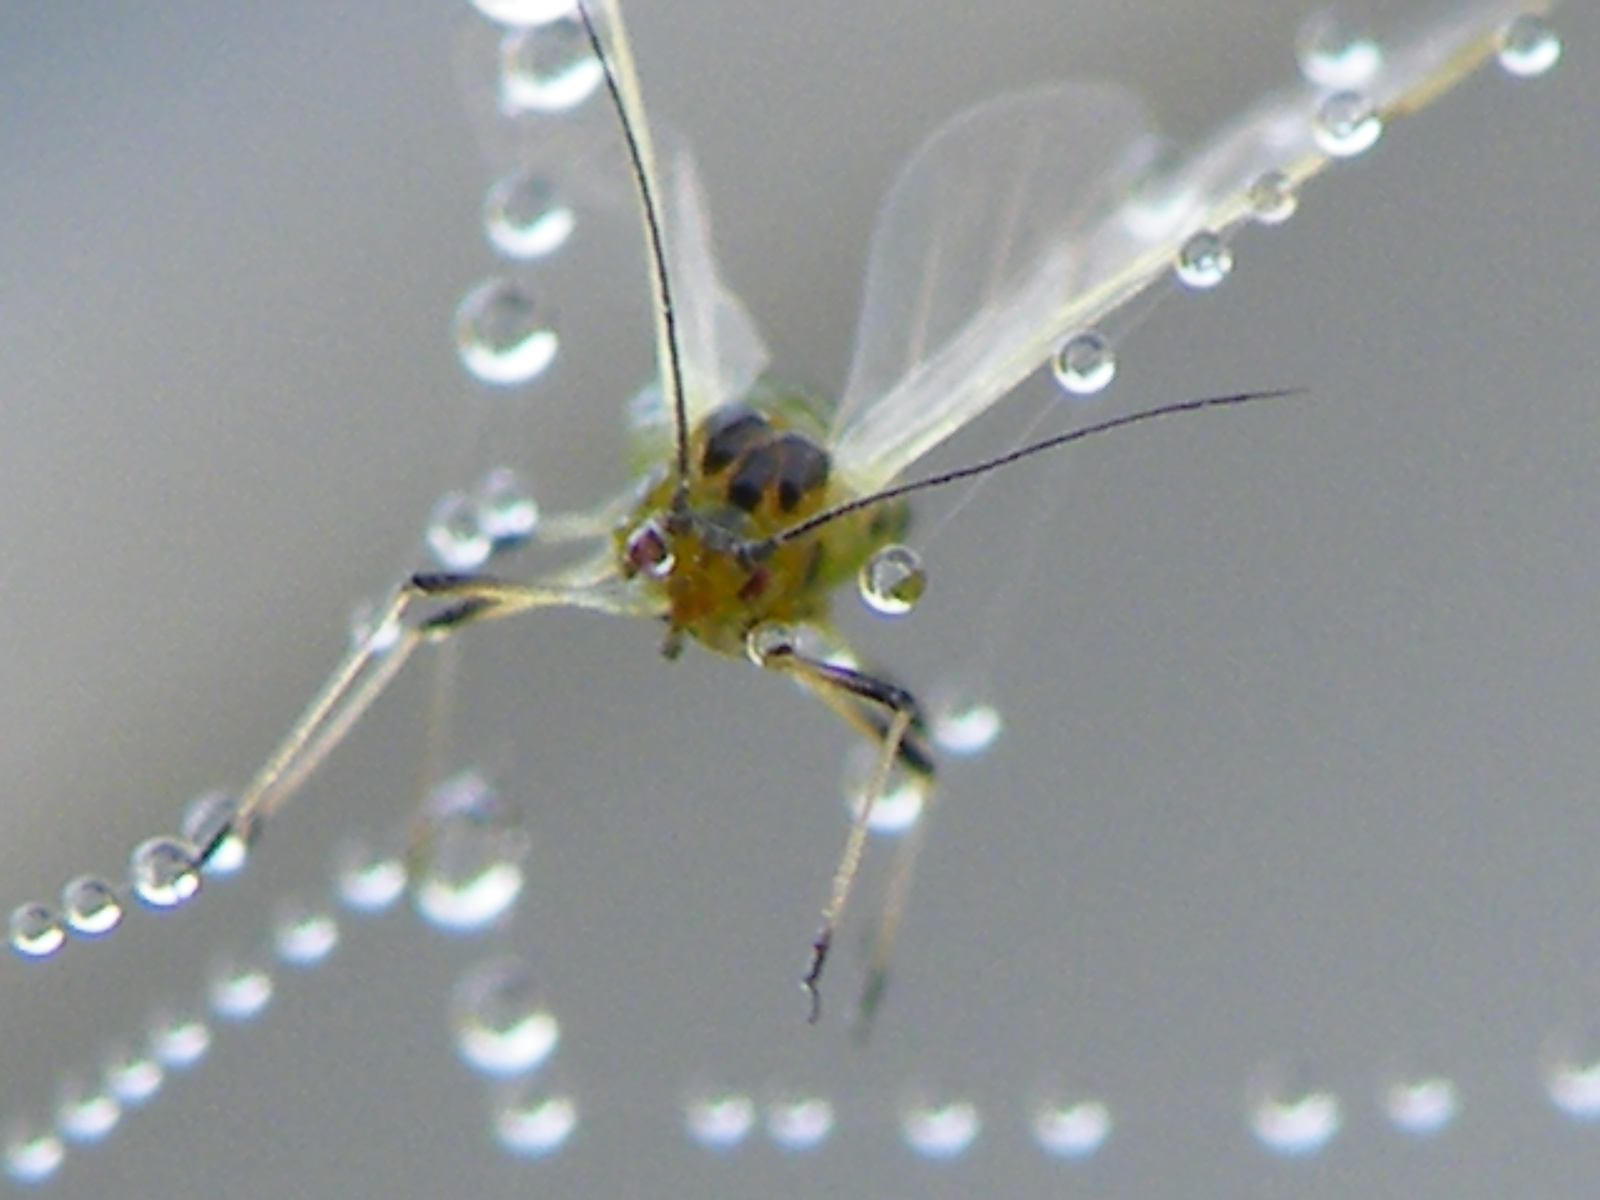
[
  {"x1": 574, "y1": 0, "x2": 693, "y2": 500},
  {"x1": 758, "y1": 388, "x2": 1303, "y2": 553}
]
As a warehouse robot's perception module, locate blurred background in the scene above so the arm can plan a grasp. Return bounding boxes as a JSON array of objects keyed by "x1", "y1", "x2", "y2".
[{"x1": 0, "y1": 0, "x2": 1595, "y2": 1195}]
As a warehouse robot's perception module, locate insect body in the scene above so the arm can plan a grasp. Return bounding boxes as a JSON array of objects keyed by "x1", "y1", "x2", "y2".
[{"x1": 9, "y1": 0, "x2": 1561, "y2": 1031}]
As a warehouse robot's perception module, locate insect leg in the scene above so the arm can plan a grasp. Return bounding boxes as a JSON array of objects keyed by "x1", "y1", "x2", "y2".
[{"x1": 759, "y1": 642, "x2": 935, "y2": 1024}]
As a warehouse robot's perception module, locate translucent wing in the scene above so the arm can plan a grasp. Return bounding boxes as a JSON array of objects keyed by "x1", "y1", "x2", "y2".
[
  {"x1": 830, "y1": 0, "x2": 1549, "y2": 493},
  {"x1": 828, "y1": 83, "x2": 1161, "y2": 492},
  {"x1": 581, "y1": 0, "x2": 768, "y2": 450},
  {"x1": 652, "y1": 130, "x2": 771, "y2": 432}
]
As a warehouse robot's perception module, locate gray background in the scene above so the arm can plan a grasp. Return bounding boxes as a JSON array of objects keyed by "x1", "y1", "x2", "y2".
[{"x1": 0, "y1": 0, "x2": 1596, "y2": 1195}]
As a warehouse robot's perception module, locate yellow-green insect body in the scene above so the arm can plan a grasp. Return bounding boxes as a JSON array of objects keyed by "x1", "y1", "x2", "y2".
[{"x1": 620, "y1": 380, "x2": 908, "y2": 658}]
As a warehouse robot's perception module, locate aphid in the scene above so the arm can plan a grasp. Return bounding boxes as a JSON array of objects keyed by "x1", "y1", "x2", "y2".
[{"x1": 7, "y1": 0, "x2": 1560, "y2": 1032}]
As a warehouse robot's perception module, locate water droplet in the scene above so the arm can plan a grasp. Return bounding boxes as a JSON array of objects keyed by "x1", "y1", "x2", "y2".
[
  {"x1": 764, "y1": 1093, "x2": 835, "y2": 1151},
  {"x1": 1051, "y1": 330, "x2": 1116, "y2": 396},
  {"x1": 684, "y1": 1090, "x2": 755, "y2": 1149},
  {"x1": 273, "y1": 901, "x2": 340, "y2": 966},
  {"x1": 474, "y1": 467, "x2": 540, "y2": 547},
  {"x1": 209, "y1": 959, "x2": 274, "y2": 1021},
  {"x1": 929, "y1": 686, "x2": 1002, "y2": 757},
  {"x1": 348, "y1": 595, "x2": 403, "y2": 655},
  {"x1": 1543, "y1": 1026, "x2": 1600, "y2": 1119},
  {"x1": 745, "y1": 621, "x2": 798, "y2": 668},
  {"x1": 55, "y1": 1078, "x2": 120, "y2": 1144},
  {"x1": 841, "y1": 744, "x2": 927, "y2": 834},
  {"x1": 3, "y1": 1123, "x2": 64, "y2": 1184},
  {"x1": 426, "y1": 491, "x2": 494, "y2": 571},
  {"x1": 1382, "y1": 1073, "x2": 1459, "y2": 1135},
  {"x1": 623, "y1": 517, "x2": 674, "y2": 579},
  {"x1": 128, "y1": 837, "x2": 201, "y2": 909},
  {"x1": 1498, "y1": 13, "x2": 1561, "y2": 77},
  {"x1": 148, "y1": 1011, "x2": 211, "y2": 1069},
  {"x1": 9, "y1": 902, "x2": 65, "y2": 959},
  {"x1": 494, "y1": 1085, "x2": 577, "y2": 1158},
  {"x1": 455, "y1": 278, "x2": 559, "y2": 386},
  {"x1": 473, "y1": 0, "x2": 577, "y2": 30},
  {"x1": 1247, "y1": 1067, "x2": 1341, "y2": 1155},
  {"x1": 485, "y1": 170, "x2": 576, "y2": 260},
  {"x1": 1313, "y1": 91, "x2": 1382, "y2": 158},
  {"x1": 1295, "y1": 13, "x2": 1382, "y2": 88},
  {"x1": 60, "y1": 876, "x2": 123, "y2": 937},
  {"x1": 334, "y1": 837, "x2": 408, "y2": 912},
  {"x1": 900, "y1": 1095, "x2": 981, "y2": 1158},
  {"x1": 453, "y1": 956, "x2": 560, "y2": 1076},
  {"x1": 412, "y1": 774, "x2": 529, "y2": 932},
  {"x1": 1031, "y1": 1094, "x2": 1112, "y2": 1158},
  {"x1": 1174, "y1": 230, "x2": 1233, "y2": 290},
  {"x1": 181, "y1": 790, "x2": 249, "y2": 876},
  {"x1": 1247, "y1": 170, "x2": 1299, "y2": 226},
  {"x1": 498, "y1": 17, "x2": 604, "y2": 115},
  {"x1": 103, "y1": 1047, "x2": 164, "y2": 1106},
  {"x1": 858, "y1": 544, "x2": 926, "y2": 616}
]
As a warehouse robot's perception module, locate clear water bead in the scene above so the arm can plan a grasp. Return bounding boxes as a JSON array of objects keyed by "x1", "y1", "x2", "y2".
[
  {"x1": 1174, "y1": 230, "x2": 1233, "y2": 290},
  {"x1": 181, "y1": 790, "x2": 249, "y2": 876},
  {"x1": 334, "y1": 838, "x2": 408, "y2": 912},
  {"x1": 1031, "y1": 1096, "x2": 1112, "y2": 1158},
  {"x1": 453, "y1": 956, "x2": 560, "y2": 1076},
  {"x1": 745, "y1": 621, "x2": 798, "y2": 668},
  {"x1": 348, "y1": 594, "x2": 403, "y2": 655},
  {"x1": 472, "y1": 0, "x2": 577, "y2": 30},
  {"x1": 841, "y1": 745, "x2": 926, "y2": 834},
  {"x1": 128, "y1": 837, "x2": 201, "y2": 909},
  {"x1": 455, "y1": 278, "x2": 559, "y2": 386},
  {"x1": 209, "y1": 959, "x2": 275, "y2": 1021},
  {"x1": 1497, "y1": 14, "x2": 1561, "y2": 78},
  {"x1": 474, "y1": 467, "x2": 540, "y2": 547},
  {"x1": 1543, "y1": 1027, "x2": 1600, "y2": 1119},
  {"x1": 1313, "y1": 91, "x2": 1382, "y2": 158},
  {"x1": 1383, "y1": 1074, "x2": 1459, "y2": 1135},
  {"x1": 426, "y1": 491, "x2": 494, "y2": 571},
  {"x1": 273, "y1": 901, "x2": 340, "y2": 966},
  {"x1": 1247, "y1": 1069, "x2": 1341, "y2": 1155},
  {"x1": 55, "y1": 1079, "x2": 120, "y2": 1143},
  {"x1": 1247, "y1": 170, "x2": 1298, "y2": 226},
  {"x1": 1051, "y1": 330, "x2": 1116, "y2": 396},
  {"x1": 9, "y1": 902, "x2": 66, "y2": 959},
  {"x1": 412, "y1": 774, "x2": 530, "y2": 933},
  {"x1": 3, "y1": 1124, "x2": 64, "y2": 1184},
  {"x1": 684, "y1": 1091, "x2": 755, "y2": 1149},
  {"x1": 498, "y1": 17, "x2": 605, "y2": 115},
  {"x1": 148, "y1": 1012, "x2": 211, "y2": 1069},
  {"x1": 485, "y1": 170, "x2": 575, "y2": 260},
  {"x1": 60, "y1": 876, "x2": 123, "y2": 937},
  {"x1": 858, "y1": 544, "x2": 927, "y2": 616},
  {"x1": 900, "y1": 1096, "x2": 980, "y2": 1158},
  {"x1": 103, "y1": 1047, "x2": 164, "y2": 1106},
  {"x1": 764, "y1": 1094, "x2": 835, "y2": 1151},
  {"x1": 1295, "y1": 13, "x2": 1382, "y2": 88},
  {"x1": 494, "y1": 1087, "x2": 577, "y2": 1158},
  {"x1": 929, "y1": 687, "x2": 1002, "y2": 757}
]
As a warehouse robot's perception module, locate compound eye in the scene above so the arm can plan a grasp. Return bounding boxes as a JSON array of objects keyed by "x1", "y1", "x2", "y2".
[{"x1": 624, "y1": 518, "x2": 675, "y2": 579}]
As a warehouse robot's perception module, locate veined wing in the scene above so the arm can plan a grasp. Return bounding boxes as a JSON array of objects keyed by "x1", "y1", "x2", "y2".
[
  {"x1": 633, "y1": 130, "x2": 771, "y2": 454},
  {"x1": 582, "y1": 0, "x2": 768, "y2": 449},
  {"x1": 829, "y1": 83, "x2": 1159, "y2": 494},
  {"x1": 830, "y1": 0, "x2": 1552, "y2": 494}
]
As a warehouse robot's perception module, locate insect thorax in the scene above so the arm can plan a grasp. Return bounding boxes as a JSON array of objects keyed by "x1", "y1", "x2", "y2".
[{"x1": 618, "y1": 379, "x2": 909, "y2": 658}]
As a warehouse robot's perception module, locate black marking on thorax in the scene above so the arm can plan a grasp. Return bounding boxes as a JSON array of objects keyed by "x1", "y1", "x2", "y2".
[{"x1": 700, "y1": 404, "x2": 831, "y2": 515}]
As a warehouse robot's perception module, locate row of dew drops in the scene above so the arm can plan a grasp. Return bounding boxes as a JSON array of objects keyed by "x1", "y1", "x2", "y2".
[{"x1": 16, "y1": 785, "x2": 1600, "y2": 1185}]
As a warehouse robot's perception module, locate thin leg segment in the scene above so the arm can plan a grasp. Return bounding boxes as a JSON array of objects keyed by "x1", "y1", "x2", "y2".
[{"x1": 758, "y1": 644, "x2": 936, "y2": 1026}]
